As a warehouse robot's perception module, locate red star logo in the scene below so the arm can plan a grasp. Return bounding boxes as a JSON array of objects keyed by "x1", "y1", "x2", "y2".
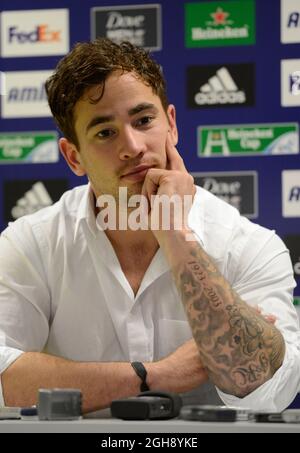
[
  {"x1": 184, "y1": 282, "x2": 195, "y2": 295},
  {"x1": 211, "y1": 7, "x2": 229, "y2": 25}
]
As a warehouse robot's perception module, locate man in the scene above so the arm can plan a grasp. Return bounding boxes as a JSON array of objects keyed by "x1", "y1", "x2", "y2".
[{"x1": 0, "y1": 39, "x2": 299, "y2": 414}]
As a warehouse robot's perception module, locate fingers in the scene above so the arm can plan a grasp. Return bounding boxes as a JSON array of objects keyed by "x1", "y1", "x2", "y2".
[
  {"x1": 254, "y1": 305, "x2": 277, "y2": 325},
  {"x1": 141, "y1": 168, "x2": 164, "y2": 204},
  {"x1": 264, "y1": 315, "x2": 277, "y2": 325},
  {"x1": 166, "y1": 131, "x2": 186, "y2": 172}
]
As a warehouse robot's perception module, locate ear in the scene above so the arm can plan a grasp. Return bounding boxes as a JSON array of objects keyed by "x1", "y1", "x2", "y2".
[
  {"x1": 166, "y1": 104, "x2": 178, "y2": 146},
  {"x1": 59, "y1": 138, "x2": 86, "y2": 176}
]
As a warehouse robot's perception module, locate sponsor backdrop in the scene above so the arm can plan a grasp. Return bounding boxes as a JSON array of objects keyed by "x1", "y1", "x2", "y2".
[{"x1": 0, "y1": 0, "x2": 299, "y2": 401}]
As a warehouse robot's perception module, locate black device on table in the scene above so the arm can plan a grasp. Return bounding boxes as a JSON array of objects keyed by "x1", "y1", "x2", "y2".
[{"x1": 111, "y1": 390, "x2": 182, "y2": 420}]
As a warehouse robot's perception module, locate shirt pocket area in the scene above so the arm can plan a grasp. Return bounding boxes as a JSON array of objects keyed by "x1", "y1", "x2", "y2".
[{"x1": 157, "y1": 319, "x2": 192, "y2": 359}]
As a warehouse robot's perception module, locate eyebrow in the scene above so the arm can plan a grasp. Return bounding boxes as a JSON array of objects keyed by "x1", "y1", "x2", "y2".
[{"x1": 85, "y1": 103, "x2": 158, "y2": 134}]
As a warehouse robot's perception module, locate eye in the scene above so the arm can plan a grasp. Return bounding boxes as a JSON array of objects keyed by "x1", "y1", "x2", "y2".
[
  {"x1": 96, "y1": 129, "x2": 115, "y2": 139},
  {"x1": 136, "y1": 116, "x2": 154, "y2": 127}
]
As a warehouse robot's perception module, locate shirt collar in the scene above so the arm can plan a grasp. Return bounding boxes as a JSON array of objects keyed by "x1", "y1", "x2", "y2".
[{"x1": 74, "y1": 183, "x2": 98, "y2": 240}]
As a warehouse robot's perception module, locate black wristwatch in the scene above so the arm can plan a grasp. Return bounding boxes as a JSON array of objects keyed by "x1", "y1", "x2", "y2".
[{"x1": 131, "y1": 361, "x2": 150, "y2": 392}]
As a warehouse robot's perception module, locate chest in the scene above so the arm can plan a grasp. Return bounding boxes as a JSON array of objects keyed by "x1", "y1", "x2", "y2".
[
  {"x1": 121, "y1": 258, "x2": 152, "y2": 295},
  {"x1": 124, "y1": 272, "x2": 145, "y2": 296},
  {"x1": 117, "y1": 249, "x2": 158, "y2": 296}
]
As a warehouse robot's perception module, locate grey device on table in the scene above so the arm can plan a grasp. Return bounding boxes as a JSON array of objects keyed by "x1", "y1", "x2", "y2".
[
  {"x1": 180, "y1": 405, "x2": 237, "y2": 422},
  {"x1": 282, "y1": 409, "x2": 300, "y2": 423},
  {"x1": 38, "y1": 389, "x2": 82, "y2": 420},
  {"x1": 0, "y1": 407, "x2": 21, "y2": 420}
]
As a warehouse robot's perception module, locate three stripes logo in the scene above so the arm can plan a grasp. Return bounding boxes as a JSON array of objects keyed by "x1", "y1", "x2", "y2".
[
  {"x1": 187, "y1": 63, "x2": 255, "y2": 108},
  {"x1": 196, "y1": 67, "x2": 245, "y2": 105},
  {"x1": 10, "y1": 182, "x2": 53, "y2": 220},
  {"x1": 4, "y1": 179, "x2": 68, "y2": 223}
]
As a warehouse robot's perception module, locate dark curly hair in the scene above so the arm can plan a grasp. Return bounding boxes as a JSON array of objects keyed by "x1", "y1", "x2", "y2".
[{"x1": 45, "y1": 38, "x2": 169, "y2": 148}]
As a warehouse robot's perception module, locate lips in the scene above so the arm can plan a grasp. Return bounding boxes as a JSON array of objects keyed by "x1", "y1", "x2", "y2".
[
  {"x1": 121, "y1": 165, "x2": 153, "y2": 182},
  {"x1": 122, "y1": 165, "x2": 152, "y2": 178}
]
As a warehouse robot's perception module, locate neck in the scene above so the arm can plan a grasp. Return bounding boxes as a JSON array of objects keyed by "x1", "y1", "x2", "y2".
[
  {"x1": 104, "y1": 228, "x2": 159, "y2": 253},
  {"x1": 91, "y1": 186, "x2": 159, "y2": 252}
]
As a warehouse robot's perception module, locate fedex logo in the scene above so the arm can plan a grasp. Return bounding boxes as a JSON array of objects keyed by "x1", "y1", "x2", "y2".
[
  {"x1": 0, "y1": 9, "x2": 69, "y2": 57},
  {"x1": 9, "y1": 25, "x2": 61, "y2": 44}
]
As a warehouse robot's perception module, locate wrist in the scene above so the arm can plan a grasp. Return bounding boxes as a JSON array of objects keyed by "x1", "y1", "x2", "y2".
[
  {"x1": 131, "y1": 362, "x2": 150, "y2": 392},
  {"x1": 145, "y1": 361, "x2": 162, "y2": 391},
  {"x1": 145, "y1": 360, "x2": 177, "y2": 393},
  {"x1": 155, "y1": 228, "x2": 194, "y2": 249}
]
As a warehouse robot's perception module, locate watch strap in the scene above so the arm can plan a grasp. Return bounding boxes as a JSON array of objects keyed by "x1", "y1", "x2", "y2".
[{"x1": 131, "y1": 361, "x2": 149, "y2": 392}]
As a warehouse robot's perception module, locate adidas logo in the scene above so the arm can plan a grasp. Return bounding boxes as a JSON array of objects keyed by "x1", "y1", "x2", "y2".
[
  {"x1": 194, "y1": 67, "x2": 246, "y2": 105},
  {"x1": 11, "y1": 182, "x2": 53, "y2": 220}
]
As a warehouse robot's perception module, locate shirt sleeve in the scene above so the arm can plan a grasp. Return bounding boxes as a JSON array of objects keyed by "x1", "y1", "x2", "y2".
[
  {"x1": 217, "y1": 223, "x2": 300, "y2": 412},
  {"x1": 0, "y1": 219, "x2": 50, "y2": 406}
]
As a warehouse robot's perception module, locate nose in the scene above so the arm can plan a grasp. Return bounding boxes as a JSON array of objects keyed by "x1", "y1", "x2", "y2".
[{"x1": 119, "y1": 127, "x2": 146, "y2": 160}]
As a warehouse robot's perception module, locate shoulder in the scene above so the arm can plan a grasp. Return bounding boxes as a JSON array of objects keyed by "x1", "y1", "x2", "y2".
[
  {"x1": 193, "y1": 185, "x2": 259, "y2": 239},
  {"x1": 1, "y1": 184, "x2": 88, "y2": 250},
  {"x1": 197, "y1": 185, "x2": 241, "y2": 227},
  {"x1": 192, "y1": 186, "x2": 293, "y2": 293},
  {"x1": 192, "y1": 186, "x2": 275, "y2": 261}
]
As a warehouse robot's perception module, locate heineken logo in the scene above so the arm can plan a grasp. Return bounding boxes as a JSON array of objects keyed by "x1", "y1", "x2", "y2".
[
  {"x1": 209, "y1": 7, "x2": 231, "y2": 26},
  {"x1": 0, "y1": 132, "x2": 59, "y2": 163},
  {"x1": 192, "y1": 6, "x2": 248, "y2": 41},
  {"x1": 185, "y1": 1, "x2": 255, "y2": 48},
  {"x1": 198, "y1": 123, "x2": 299, "y2": 157}
]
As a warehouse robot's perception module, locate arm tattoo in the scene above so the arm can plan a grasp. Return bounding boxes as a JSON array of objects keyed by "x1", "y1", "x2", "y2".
[{"x1": 174, "y1": 244, "x2": 285, "y2": 397}]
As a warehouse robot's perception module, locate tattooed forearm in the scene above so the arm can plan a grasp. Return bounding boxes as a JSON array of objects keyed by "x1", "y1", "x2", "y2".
[
  {"x1": 232, "y1": 353, "x2": 269, "y2": 387},
  {"x1": 186, "y1": 261, "x2": 223, "y2": 309},
  {"x1": 165, "y1": 233, "x2": 285, "y2": 397}
]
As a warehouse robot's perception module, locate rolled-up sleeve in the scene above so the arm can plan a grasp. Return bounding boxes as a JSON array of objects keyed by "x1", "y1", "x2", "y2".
[
  {"x1": 0, "y1": 219, "x2": 50, "y2": 406},
  {"x1": 217, "y1": 226, "x2": 300, "y2": 412}
]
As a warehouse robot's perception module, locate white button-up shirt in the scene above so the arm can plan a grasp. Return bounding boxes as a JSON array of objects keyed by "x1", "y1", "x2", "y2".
[{"x1": 0, "y1": 184, "x2": 299, "y2": 411}]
